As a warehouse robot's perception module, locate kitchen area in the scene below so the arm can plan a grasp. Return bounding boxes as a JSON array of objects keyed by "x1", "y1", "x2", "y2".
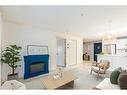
[{"x1": 97, "y1": 37, "x2": 127, "y2": 69}]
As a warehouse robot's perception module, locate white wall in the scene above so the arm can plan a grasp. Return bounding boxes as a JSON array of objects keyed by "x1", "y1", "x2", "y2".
[
  {"x1": 76, "y1": 39, "x2": 83, "y2": 64},
  {"x1": 2, "y1": 21, "x2": 57, "y2": 81},
  {"x1": 0, "y1": 12, "x2": 2, "y2": 85},
  {"x1": 2, "y1": 20, "x2": 83, "y2": 81}
]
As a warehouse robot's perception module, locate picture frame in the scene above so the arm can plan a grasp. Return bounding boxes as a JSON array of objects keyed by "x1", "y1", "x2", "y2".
[{"x1": 27, "y1": 45, "x2": 49, "y2": 55}]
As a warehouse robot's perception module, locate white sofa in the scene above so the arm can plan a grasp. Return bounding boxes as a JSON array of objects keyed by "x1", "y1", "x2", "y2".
[
  {"x1": 96, "y1": 78, "x2": 120, "y2": 90},
  {"x1": 0, "y1": 80, "x2": 26, "y2": 90}
]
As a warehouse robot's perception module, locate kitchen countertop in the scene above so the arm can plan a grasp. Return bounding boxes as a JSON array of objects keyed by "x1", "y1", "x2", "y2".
[{"x1": 96, "y1": 54, "x2": 127, "y2": 57}]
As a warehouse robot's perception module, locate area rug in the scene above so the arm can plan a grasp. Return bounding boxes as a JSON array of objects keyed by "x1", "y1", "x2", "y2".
[{"x1": 20, "y1": 64, "x2": 108, "y2": 89}]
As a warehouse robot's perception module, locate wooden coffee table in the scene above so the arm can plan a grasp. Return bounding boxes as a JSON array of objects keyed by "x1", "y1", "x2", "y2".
[{"x1": 42, "y1": 71, "x2": 77, "y2": 89}]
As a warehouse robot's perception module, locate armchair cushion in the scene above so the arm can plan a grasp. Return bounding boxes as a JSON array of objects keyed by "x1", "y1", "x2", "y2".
[{"x1": 91, "y1": 66, "x2": 106, "y2": 74}]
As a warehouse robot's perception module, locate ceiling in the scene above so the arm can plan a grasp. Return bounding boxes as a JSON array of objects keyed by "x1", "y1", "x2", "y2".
[{"x1": 0, "y1": 6, "x2": 127, "y2": 42}]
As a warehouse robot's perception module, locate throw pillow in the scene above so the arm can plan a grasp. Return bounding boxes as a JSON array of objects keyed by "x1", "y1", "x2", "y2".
[
  {"x1": 114, "y1": 67, "x2": 122, "y2": 72},
  {"x1": 110, "y1": 67, "x2": 122, "y2": 84},
  {"x1": 118, "y1": 70, "x2": 127, "y2": 89}
]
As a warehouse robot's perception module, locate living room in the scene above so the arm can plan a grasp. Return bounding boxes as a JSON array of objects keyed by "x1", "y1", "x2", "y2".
[{"x1": 0, "y1": 5, "x2": 127, "y2": 90}]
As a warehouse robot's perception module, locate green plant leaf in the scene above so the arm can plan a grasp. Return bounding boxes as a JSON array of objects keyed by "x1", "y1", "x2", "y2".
[{"x1": 1, "y1": 45, "x2": 22, "y2": 75}]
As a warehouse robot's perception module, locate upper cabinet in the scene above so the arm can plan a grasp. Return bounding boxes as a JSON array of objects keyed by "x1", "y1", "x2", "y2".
[
  {"x1": 116, "y1": 38, "x2": 127, "y2": 55},
  {"x1": 116, "y1": 38, "x2": 127, "y2": 50}
]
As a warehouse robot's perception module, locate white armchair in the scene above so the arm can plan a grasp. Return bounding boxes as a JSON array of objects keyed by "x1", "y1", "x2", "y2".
[{"x1": 90, "y1": 60, "x2": 110, "y2": 79}]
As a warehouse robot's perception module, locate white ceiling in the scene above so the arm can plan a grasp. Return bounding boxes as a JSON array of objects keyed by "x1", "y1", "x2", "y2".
[{"x1": 1, "y1": 6, "x2": 127, "y2": 42}]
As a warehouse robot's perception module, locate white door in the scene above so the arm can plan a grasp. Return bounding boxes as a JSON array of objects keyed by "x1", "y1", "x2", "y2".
[
  {"x1": 56, "y1": 38, "x2": 66, "y2": 67},
  {"x1": 66, "y1": 40, "x2": 77, "y2": 66}
]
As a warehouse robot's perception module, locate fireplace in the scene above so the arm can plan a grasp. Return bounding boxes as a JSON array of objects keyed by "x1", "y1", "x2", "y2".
[
  {"x1": 24, "y1": 55, "x2": 49, "y2": 79},
  {"x1": 30, "y1": 62, "x2": 44, "y2": 73}
]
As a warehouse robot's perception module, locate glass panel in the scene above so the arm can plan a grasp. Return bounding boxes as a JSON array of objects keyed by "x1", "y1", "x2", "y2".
[
  {"x1": 104, "y1": 44, "x2": 116, "y2": 54},
  {"x1": 30, "y1": 63, "x2": 44, "y2": 73}
]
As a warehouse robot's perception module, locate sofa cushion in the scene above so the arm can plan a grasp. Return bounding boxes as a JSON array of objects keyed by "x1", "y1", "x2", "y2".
[
  {"x1": 110, "y1": 67, "x2": 122, "y2": 84},
  {"x1": 96, "y1": 78, "x2": 120, "y2": 90},
  {"x1": 118, "y1": 70, "x2": 127, "y2": 89}
]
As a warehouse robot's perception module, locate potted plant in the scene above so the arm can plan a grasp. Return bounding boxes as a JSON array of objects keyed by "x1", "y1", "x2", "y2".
[{"x1": 1, "y1": 45, "x2": 22, "y2": 80}]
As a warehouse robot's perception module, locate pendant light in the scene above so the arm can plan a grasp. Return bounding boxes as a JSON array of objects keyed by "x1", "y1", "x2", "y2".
[{"x1": 102, "y1": 20, "x2": 116, "y2": 45}]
